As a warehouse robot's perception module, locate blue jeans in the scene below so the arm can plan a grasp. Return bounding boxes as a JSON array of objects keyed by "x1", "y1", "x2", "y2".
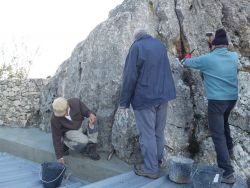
[
  {"x1": 208, "y1": 100, "x2": 236, "y2": 176},
  {"x1": 134, "y1": 102, "x2": 168, "y2": 173}
]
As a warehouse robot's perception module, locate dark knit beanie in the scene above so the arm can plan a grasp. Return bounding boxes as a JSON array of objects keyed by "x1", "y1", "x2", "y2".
[{"x1": 212, "y1": 28, "x2": 229, "y2": 46}]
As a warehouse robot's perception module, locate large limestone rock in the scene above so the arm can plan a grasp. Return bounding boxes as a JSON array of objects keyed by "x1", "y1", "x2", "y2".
[
  {"x1": 40, "y1": 0, "x2": 159, "y2": 151},
  {"x1": 231, "y1": 72, "x2": 250, "y2": 132},
  {"x1": 39, "y1": 0, "x2": 250, "y2": 178}
]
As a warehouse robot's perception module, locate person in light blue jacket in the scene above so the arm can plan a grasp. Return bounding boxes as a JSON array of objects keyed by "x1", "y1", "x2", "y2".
[
  {"x1": 119, "y1": 29, "x2": 176, "y2": 179},
  {"x1": 183, "y1": 28, "x2": 238, "y2": 184}
]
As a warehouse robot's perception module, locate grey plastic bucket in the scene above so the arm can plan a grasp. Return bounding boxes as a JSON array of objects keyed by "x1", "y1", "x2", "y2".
[
  {"x1": 168, "y1": 156, "x2": 194, "y2": 184},
  {"x1": 192, "y1": 165, "x2": 224, "y2": 188}
]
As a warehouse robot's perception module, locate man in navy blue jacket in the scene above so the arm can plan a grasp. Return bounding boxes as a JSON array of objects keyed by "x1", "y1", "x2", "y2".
[{"x1": 119, "y1": 29, "x2": 176, "y2": 179}]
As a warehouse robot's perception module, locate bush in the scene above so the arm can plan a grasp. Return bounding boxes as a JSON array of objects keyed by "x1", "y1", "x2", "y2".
[{"x1": 0, "y1": 38, "x2": 40, "y2": 79}]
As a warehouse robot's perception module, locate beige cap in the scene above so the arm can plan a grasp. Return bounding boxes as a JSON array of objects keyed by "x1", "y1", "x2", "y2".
[{"x1": 52, "y1": 97, "x2": 68, "y2": 117}]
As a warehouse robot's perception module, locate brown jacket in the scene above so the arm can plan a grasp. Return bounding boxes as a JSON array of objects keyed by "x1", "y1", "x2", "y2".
[{"x1": 51, "y1": 98, "x2": 92, "y2": 159}]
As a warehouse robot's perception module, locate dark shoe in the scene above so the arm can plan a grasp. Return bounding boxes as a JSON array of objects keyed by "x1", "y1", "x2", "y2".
[
  {"x1": 88, "y1": 152, "x2": 100, "y2": 160},
  {"x1": 221, "y1": 173, "x2": 236, "y2": 184},
  {"x1": 81, "y1": 143, "x2": 100, "y2": 161},
  {"x1": 134, "y1": 165, "x2": 159, "y2": 179},
  {"x1": 63, "y1": 144, "x2": 69, "y2": 156}
]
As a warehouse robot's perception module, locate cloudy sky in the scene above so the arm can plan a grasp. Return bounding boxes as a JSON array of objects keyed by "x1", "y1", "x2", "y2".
[{"x1": 0, "y1": 0, "x2": 123, "y2": 78}]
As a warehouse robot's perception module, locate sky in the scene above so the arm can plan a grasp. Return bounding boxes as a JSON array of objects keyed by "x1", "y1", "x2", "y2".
[{"x1": 0, "y1": 0, "x2": 124, "y2": 78}]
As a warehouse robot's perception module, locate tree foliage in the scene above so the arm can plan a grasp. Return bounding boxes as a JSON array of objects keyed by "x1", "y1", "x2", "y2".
[{"x1": 0, "y1": 38, "x2": 40, "y2": 79}]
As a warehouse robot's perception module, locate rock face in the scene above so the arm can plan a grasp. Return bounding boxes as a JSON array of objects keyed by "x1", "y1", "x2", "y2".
[
  {"x1": 39, "y1": 0, "x2": 250, "y2": 178},
  {"x1": 0, "y1": 79, "x2": 46, "y2": 127}
]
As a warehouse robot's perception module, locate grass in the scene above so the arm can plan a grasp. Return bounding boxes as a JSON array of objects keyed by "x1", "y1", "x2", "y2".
[{"x1": 149, "y1": 1, "x2": 154, "y2": 14}]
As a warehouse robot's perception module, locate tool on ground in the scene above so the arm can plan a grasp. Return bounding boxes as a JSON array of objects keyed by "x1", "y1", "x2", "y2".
[{"x1": 107, "y1": 148, "x2": 115, "y2": 161}]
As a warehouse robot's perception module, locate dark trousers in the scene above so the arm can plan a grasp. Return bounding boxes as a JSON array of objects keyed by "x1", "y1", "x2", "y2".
[{"x1": 208, "y1": 100, "x2": 236, "y2": 176}]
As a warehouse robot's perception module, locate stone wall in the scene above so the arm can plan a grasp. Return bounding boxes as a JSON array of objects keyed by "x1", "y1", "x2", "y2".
[{"x1": 0, "y1": 79, "x2": 46, "y2": 128}]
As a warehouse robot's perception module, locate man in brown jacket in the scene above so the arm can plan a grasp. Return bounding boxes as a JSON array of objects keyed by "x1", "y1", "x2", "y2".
[{"x1": 51, "y1": 97, "x2": 99, "y2": 164}]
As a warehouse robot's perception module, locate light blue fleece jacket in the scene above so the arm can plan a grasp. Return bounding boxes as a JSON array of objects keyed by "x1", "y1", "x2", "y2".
[{"x1": 184, "y1": 48, "x2": 238, "y2": 100}]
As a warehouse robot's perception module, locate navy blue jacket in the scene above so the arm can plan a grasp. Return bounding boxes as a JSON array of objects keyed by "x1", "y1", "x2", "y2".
[{"x1": 119, "y1": 34, "x2": 176, "y2": 110}]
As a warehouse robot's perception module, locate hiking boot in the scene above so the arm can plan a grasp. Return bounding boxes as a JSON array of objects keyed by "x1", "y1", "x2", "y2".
[
  {"x1": 134, "y1": 165, "x2": 159, "y2": 179},
  {"x1": 63, "y1": 144, "x2": 69, "y2": 156},
  {"x1": 81, "y1": 143, "x2": 100, "y2": 161},
  {"x1": 221, "y1": 173, "x2": 236, "y2": 184}
]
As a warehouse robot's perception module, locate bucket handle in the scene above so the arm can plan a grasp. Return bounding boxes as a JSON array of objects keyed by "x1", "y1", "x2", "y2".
[
  {"x1": 191, "y1": 165, "x2": 198, "y2": 179},
  {"x1": 39, "y1": 165, "x2": 66, "y2": 184},
  {"x1": 191, "y1": 165, "x2": 224, "y2": 183}
]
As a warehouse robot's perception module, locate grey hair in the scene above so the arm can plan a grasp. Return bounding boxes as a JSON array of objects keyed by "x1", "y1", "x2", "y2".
[{"x1": 133, "y1": 29, "x2": 148, "y2": 41}]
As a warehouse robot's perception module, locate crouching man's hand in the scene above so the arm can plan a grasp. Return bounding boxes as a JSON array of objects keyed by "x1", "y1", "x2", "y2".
[
  {"x1": 57, "y1": 158, "x2": 65, "y2": 164},
  {"x1": 89, "y1": 113, "x2": 97, "y2": 124}
]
